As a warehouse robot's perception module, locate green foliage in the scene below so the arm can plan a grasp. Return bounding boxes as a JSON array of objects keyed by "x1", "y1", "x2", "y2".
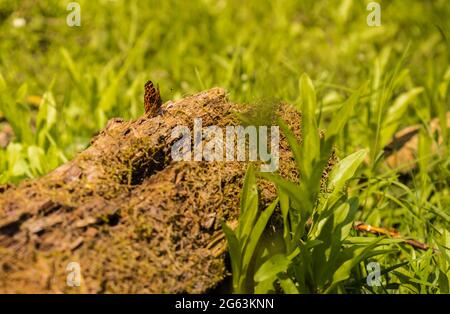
[
  {"x1": 255, "y1": 75, "x2": 381, "y2": 293},
  {"x1": 222, "y1": 165, "x2": 278, "y2": 293},
  {"x1": 0, "y1": 0, "x2": 449, "y2": 294}
]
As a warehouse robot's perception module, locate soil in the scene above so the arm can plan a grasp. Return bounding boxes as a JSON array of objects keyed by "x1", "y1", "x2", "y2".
[{"x1": 0, "y1": 88, "x2": 305, "y2": 293}]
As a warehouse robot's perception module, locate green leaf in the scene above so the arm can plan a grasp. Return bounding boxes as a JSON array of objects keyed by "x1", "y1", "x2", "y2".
[
  {"x1": 438, "y1": 269, "x2": 449, "y2": 294},
  {"x1": 278, "y1": 275, "x2": 299, "y2": 294},
  {"x1": 310, "y1": 198, "x2": 358, "y2": 286},
  {"x1": 380, "y1": 87, "x2": 424, "y2": 146},
  {"x1": 254, "y1": 253, "x2": 291, "y2": 283},
  {"x1": 327, "y1": 149, "x2": 367, "y2": 197},
  {"x1": 7, "y1": 143, "x2": 29, "y2": 178},
  {"x1": 222, "y1": 222, "x2": 242, "y2": 291},
  {"x1": 27, "y1": 146, "x2": 45, "y2": 175},
  {"x1": 277, "y1": 118, "x2": 302, "y2": 172},
  {"x1": 326, "y1": 237, "x2": 384, "y2": 292},
  {"x1": 298, "y1": 73, "x2": 320, "y2": 180},
  {"x1": 279, "y1": 187, "x2": 292, "y2": 252},
  {"x1": 238, "y1": 164, "x2": 259, "y2": 242},
  {"x1": 344, "y1": 237, "x2": 405, "y2": 245},
  {"x1": 254, "y1": 278, "x2": 276, "y2": 294},
  {"x1": 15, "y1": 83, "x2": 28, "y2": 102},
  {"x1": 60, "y1": 48, "x2": 88, "y2": 100},
  {"x1": 36, "y1": 92, "x2": 57, "y2": 142},
  {"x1": 241, "y1": 198, "x2": 278, "y2": 272},
  {"x1": 259, "y1": 172, "x2": 312, "y2": 214},
  {"x1": 326, "y1": 84, "x2": 365, "y2": 140},
  {"x1": 240, "y1": 164, "x2": 257, "y2": 215}
]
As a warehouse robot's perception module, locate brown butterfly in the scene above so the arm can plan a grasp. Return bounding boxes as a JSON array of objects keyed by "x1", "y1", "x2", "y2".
[{"x1": 144, "y1": 80, "x2": 162, "y2": 117}]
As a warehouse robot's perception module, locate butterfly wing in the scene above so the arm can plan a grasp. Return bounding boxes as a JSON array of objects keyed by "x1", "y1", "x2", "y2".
[{"x1": 144, "y1": 80, "x2": 162, "y2": 115}]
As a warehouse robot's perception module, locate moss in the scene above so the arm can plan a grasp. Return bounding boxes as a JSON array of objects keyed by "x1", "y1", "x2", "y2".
[{"x1": 0, "y1": 88, "x2": 333, "y2": 293}]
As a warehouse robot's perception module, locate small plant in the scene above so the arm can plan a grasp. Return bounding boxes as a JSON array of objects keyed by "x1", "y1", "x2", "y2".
[
  {"x1": 0, "y1": 75, "x2": 66, "y2": 183},
  {"x1": 222, "y1": 164, "x2": 278, "y2": 293},
  {"x1": 225, "y1": 74, "x2": 403, "y2": 293}
]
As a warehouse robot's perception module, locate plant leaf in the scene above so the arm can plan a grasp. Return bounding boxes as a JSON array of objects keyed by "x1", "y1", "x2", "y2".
[
  {"x1": 327, "y1": 149, "x2": 367, "y2": 198},
  {"x1": 242, "y1": 198, "x2": 278, "y2": 271},
  {"x1": 254, "y1": 253, "x2": 291, "y2": 283}
]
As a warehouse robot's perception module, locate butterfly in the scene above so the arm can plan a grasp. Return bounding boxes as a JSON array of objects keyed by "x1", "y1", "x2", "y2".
[{"x1": 144, "y1": 80, "x2": 162, "y2": 116}]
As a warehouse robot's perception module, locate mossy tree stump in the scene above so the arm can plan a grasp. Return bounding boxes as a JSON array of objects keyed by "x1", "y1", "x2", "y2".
[{"x1": 0, "y1": 88, "x2": 302, "y2": 293}]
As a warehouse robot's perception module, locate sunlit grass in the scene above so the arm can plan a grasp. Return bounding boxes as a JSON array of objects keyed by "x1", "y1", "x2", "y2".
[{"x1": 0, "y1": 0, "x2": 449, "y2": 293}]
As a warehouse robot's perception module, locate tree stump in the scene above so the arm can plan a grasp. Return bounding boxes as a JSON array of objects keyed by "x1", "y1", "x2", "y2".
[{"x1": 0, "y1": 88, "x2": 300, "y2": 293}]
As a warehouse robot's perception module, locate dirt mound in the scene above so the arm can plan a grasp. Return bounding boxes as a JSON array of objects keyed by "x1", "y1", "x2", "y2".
[{"x1": 0, "y1": 88, "x2": 309, "y2": 293}]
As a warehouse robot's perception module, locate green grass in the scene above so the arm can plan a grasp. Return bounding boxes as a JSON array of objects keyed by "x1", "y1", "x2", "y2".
[{"x1": 0, "y1": 0, "x2": 449, "y2": 293}]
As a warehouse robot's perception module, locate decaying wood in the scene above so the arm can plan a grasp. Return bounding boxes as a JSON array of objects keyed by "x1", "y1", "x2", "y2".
[
  {"x1": 384, "y1": 112, "x2": 450, "y2": 172},
  {"x1": 1, "y1": 85, "x2": 445, "y2": 293},
  {"x1": 0, "y1": 122, "x2": 13, "y2": 149},
  {"x1": 0, "y1": 88, "x2": 301, "y2": 293},
  {"x1": 354, "y1": 221, "x2": 433, "y2": 251}
]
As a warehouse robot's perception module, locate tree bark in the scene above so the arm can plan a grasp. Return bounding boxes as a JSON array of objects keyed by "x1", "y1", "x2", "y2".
[{"x1": 0, "y1": 88, "x2": 299, "y2": 293}]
